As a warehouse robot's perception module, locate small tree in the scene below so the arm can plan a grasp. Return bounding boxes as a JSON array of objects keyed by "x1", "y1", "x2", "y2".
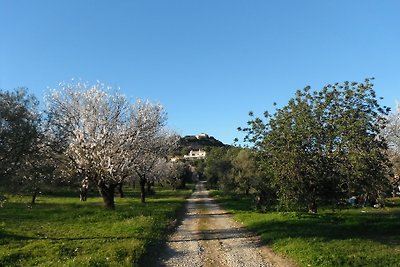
[
  {"x1": 204, "y1": 147, "x2": 233, "y2": 189},
  {"x1": 17, "y1": 139, "x2": 57, "y2": 205},
  {"x1": 147, "y1": 158, "x2": 170, "y2": 190},
  {"x1": 232, "y1": 149, "x2": 259, "y2": 195},
  {"x1": 128, "y1": 101, "x2": 178, "y2": 203},
  {"x1": 164, "y1": 161, "x2": 193, "y2": 190}
]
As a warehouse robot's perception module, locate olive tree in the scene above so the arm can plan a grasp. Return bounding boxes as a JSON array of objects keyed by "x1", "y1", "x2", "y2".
[
  {"x1": 0, "y1": 88, "x2": 49, "y2": 203},
  {"x1": 0, "y1": 88, "x2": 40, "y2": 183},
  {"x1": 203, "y1": 147, "x2": 233, "y2": 189},
  {"x1": 232, "y1": 149, "x2": 260, "y2": 195}
]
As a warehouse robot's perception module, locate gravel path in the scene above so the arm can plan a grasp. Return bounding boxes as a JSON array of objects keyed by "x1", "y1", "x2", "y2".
[{"x1": 157, "y1": 182, "x2": 293, "y2": 267}]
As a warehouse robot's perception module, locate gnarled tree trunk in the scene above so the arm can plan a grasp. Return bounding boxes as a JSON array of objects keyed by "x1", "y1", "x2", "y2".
[
  {"x1": 98, "y1": 182, "x2": 117, "y2": 209},
  {"x1": 146, "y1": 180, "x2": 154, "y2": 195},
  {"x1": 31, "y1": 187, "x2": 40, "y2": 205},
  {"x1": 140, "y1": 177, "x2": 146, "y2": 203},
  {"x1": 308, "y1": 200, "x2": 318, "y2": 213},
  {"x1": 117, "y1": 182, "x2": 124, "y2": 198}
]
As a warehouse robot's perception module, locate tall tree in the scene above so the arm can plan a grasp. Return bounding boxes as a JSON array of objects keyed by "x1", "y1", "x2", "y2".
[
  {"x1": 128, "y1": 101, "x2": 178, "y2": 203},
  {"x1": 46, "y1": 82, "x2": 175, "y2": 208},
  {"x1": 241, "y1": 79, "x2": 391, "y2": 212},
  {"x1": 46, "y1": 82, "x2": 131, "y2": 208},
  {"x1": 0, "y1": 88, "x2": 41, "y2": 191}
]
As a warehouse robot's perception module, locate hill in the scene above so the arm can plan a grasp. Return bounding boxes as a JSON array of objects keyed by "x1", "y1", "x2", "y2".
[{"x1": 176, "y1": 133, "x2": 227, "y2": 155}]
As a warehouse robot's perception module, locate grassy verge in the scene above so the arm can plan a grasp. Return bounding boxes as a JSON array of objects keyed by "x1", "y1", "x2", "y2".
[
  {"x1": 0, "y1": 187, "x2": 191, "y2": 266},
  {"x1": 212, "y1": 192, "x2": 400, "y2": 267}
]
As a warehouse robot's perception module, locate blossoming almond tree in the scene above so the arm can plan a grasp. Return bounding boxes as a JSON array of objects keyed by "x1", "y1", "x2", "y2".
[
  {"x1": 383, "y1": 103, "x2": 400, "y2": 194},
  {"x1": 46, "y1": 81, "x2": 175, "y2": 208},
  {"x1": 128, "y1": 100, "x2": 179, "y2": 203}
]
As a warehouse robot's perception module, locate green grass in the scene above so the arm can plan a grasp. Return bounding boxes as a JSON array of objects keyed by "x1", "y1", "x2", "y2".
[
  {"x1": 212, "y1": 192, "x2": 400, "y2": 267},
  {"x1": 0, "y1": 187, "x2": 191, "y2": 266}
]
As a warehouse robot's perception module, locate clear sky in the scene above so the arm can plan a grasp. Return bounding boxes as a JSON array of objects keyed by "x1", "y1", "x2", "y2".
[{"x1": 1, "y1": 0, "x2": 399, "y2": 144}]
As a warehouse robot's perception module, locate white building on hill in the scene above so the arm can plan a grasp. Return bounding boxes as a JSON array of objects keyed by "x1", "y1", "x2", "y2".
[
  {"x1": 195, "y1": 133, "x2": 209, "y2": 139},
  {"x1": 183, "y1": 149, "x2": 206, "y2": 160}
]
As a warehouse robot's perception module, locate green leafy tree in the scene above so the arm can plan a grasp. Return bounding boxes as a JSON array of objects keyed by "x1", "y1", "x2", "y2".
[
  {"x1": 191, "y1": 159, "x2": 206, "y2": 180},
  {"x1": 204, "y1": 147, "x2": 233, "y2": 189},
  {"x1": 231, "y1": 149, "x2": 257, "y2": 195},
  {"x1": 241, "y1": 79, "x2": 391, "y2": 212},
  {"x1": 0, "y1": 88, "x2": 42, "y2": 194}
]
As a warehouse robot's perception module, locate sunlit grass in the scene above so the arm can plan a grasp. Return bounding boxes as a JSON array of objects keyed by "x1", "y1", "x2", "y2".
[
  {"x1": 213, "y1": 192, "x2": 400, "y2": 267},
  {"x1": 0, "y1": 187, "x2": 191, "y2": 266}
]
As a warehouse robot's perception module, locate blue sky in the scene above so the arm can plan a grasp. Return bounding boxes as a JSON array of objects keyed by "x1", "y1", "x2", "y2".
[{"x1": 1, "y1": 0, "x2": 399, "y2": 144}]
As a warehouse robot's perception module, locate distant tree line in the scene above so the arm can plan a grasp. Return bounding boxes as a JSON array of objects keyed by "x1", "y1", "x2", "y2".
[{"x1": 199, "y1": 79, "x2": 399, "y2": 213}]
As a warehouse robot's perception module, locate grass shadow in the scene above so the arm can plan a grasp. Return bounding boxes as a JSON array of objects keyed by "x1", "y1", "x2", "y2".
[{"x1": 247, "y1": 211, "x2": 400, "y2": 246}]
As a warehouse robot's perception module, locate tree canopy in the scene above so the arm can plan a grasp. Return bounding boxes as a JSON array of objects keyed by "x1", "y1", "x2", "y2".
[
  {"x1": 241, "y1": 79, "x2": 391, "y2": 212},
  {"x1": 0, "y1": 88, "x2": 41, "y2": 188},
  {"x1": 45, "y1": 81, "x2": 176, "y2": 208}
]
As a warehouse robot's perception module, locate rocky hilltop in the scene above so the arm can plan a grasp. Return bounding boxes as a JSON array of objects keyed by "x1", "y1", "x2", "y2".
[{"x1": 175, "y1": 133, "x2": 227, "y2": 155}]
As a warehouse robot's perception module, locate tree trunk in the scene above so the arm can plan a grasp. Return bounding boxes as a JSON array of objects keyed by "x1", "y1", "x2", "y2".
[
  {"x1": 140, "y1": 177, "x2": 146, "y2": 203},
  {"x1": 98, "y1": 183, "x2": 116, "y2": 209},
  {"x1": 31, "y1": 187, "x2": 39, "y2": 205},
  {"x1": 146, "y1": 181, "x2": 155, "y2": 195},
  {"x1": 308, "y1": 200, "x2": 318, "y2": 213},
  {"x1": 180, "y1": 178, "x2": 186, "y2": 189},
  {"x1": 80, "y1": 187, "x2": 88, "y2": 201},
  {"x1": 118, "y1": 183, "x2": 124, "y2": 198}
]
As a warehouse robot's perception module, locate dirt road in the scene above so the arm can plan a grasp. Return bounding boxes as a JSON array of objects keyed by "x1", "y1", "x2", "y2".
[{"x1": 157, "y1": 182, "x2": 293, "y2": 267}]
